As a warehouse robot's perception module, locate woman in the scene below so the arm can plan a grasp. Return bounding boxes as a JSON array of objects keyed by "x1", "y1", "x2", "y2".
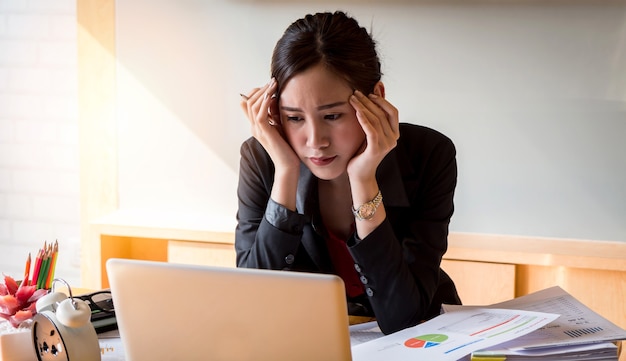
[{"x1": 237, "y1": 11, "x2": 461, "y2": 335}]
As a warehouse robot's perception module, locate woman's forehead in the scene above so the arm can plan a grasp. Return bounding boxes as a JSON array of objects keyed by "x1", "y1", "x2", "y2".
[{"x1": 279, "y1": 65, "x2": 352, "y2": 108}]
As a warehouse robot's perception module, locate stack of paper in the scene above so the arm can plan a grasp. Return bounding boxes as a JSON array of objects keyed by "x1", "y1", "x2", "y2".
[
  {"x1": 470, "y1": 341, "x2": 618, "y2": 360},
  {"x1": 443, "y1": 286, "x2": 626, "y2": 361},
  {"x1": 351, "y1": 306, "x2": 559, "y2": 360},
  {"x1": 349, "y1": 286, "x2": 625, "y2": 361}
]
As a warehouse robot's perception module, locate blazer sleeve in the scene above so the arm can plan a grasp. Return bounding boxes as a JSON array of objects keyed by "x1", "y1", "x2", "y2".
[
  {"x1": 235, "y1": 138, "x2": 308, "y2": 269},
  {"x1": 348, "y1": 127, "x2": 458, "y2": 335}
]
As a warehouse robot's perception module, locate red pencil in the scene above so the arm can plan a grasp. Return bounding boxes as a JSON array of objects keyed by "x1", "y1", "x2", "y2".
[{"x1": 31, "y1": 248, "x2": 43, "y2": 287}]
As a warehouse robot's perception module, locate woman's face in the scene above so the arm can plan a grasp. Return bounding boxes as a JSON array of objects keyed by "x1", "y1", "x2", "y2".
[{"x1": 278, "y1": 64, "x2": 366, "y2": 181}]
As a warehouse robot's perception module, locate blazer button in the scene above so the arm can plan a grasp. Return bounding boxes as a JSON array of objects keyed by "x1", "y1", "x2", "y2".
[
  {"x1": 354, "y1": 264, "x2": 362, "y2": 273},
  {"x1": 366, "y1": 288, "x2": 374, "y2": 297},
  {"x1": 360, "y1": 275, "x2": 368, "y2": 284},
  {"x1": 285, "y1": 254, "x2": 295, "y2": 265}
]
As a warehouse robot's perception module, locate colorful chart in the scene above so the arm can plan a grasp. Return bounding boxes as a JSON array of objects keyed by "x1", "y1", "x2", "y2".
[{"x1": 404, "y1": 334, "x2": 449, "y2": 348}]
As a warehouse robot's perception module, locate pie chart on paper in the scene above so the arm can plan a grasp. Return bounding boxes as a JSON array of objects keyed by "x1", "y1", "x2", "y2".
[{"x1": 404, "y1": 333, "x2": 449, "y2": 348}]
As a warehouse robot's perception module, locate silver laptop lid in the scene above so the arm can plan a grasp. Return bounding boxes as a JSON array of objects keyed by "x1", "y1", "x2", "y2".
[{"x1": 106, "y1": 258, "x2": 352, "y2": 361}]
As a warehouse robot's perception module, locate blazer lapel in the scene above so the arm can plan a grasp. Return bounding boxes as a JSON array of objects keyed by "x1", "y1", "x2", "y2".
[{"x1": 296, "y1": 163, "x2": 331, "y2": 272}]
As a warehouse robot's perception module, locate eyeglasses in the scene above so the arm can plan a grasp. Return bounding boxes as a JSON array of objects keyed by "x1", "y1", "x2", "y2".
[
  {"x1": 76, "y1": 289, "x2": 117, "y2": 333},
  {"x1": 77, "y1": 289, "x2": 115, "y2": 314}
]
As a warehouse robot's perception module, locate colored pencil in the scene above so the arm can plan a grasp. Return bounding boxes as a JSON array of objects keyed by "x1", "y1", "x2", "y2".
[
  {"x1": 37, "y1": 245, "x2": 51, "y2": 289},
  {"x1": 31, "y1": 248, "x2": 43, "y2": 287},
  {"x1": 36, "y1": 249, "x2": 46, "y2": 289},
  {"x1": 45, "y1": 241, "x2": 59, "y2": 289},
  {"x1": 22, "y1": 253, "x2": 31, "y2": 287}
]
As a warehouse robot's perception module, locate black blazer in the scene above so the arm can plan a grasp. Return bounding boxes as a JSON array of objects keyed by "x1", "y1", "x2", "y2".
[{"x1": 235, "y1": 123, "x2": 461, "y2": 334}]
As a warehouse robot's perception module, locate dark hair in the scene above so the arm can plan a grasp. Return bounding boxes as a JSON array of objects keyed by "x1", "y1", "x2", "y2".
[{"x1": 271, "y1": 11, "x2": 382, "y2": 96}]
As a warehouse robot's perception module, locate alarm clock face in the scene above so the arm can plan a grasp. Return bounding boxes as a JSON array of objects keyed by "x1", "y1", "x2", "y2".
[{"x1": 32, "y1": 313, "x2": 70, "y2": 361}]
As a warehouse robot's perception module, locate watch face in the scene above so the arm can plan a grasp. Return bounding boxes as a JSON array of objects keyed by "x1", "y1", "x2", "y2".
[
  {"x1": 359, "y1": 203, "x2": 376, "y2": 219},
  {"x1": 32, "y1": 314, "x2": 70, "y2": 361}
]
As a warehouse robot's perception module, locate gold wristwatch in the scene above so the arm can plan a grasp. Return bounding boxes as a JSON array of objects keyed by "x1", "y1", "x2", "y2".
[{"x1": 352, "y1": 190, "x2": 383, "y2": 221}]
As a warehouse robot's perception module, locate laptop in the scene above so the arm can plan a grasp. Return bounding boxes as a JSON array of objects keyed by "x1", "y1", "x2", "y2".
[{"x1": 106, "y1": 258, "x2": 353, "y2": 361}]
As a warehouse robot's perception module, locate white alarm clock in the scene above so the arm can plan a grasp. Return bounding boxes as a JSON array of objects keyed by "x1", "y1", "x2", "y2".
[{"x1": 31, "y1": 279, "x2": 101, "y2": 361}]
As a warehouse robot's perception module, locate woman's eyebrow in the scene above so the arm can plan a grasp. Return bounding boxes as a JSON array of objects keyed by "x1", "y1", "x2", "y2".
[
  {"x1": 280, "y1": 101, "x2": 347, "y2": 112},
  {"x1": 318, "y1": 101, "x2": 346, "y2": 110},
  {"x1": 280, "y1": 106, "x2": 302, "y2": 112}
]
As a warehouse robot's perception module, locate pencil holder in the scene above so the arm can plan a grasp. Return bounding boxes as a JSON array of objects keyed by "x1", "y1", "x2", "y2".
[{"x1": 0, "y1": 329, "x2": 37, "y2": 361}]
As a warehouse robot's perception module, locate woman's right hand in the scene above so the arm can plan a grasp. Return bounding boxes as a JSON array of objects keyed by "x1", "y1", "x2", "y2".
[
  {"x1": 240, "y1": 79, "x2": 301, "y2": 211},
  {"x1": 240, "y1": 79, "x2": 300, "y2": 172}
]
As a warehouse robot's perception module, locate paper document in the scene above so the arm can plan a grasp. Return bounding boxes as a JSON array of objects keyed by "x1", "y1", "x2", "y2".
[
  {"x1": 472, "y1": 341, "x2": 618, "y2": 360},
  {"x1": 351, "y1": 308, "x2": 558, "y2": 361},
  {"x1": 99, "y1": 330, "x2": 125, "y2": 361},
  {"x1": 350, "y1": 321, "x2": 383, "y2": 347},
  {"x1": 443, "y1": 286, "x2": 626, "y2": 350}
]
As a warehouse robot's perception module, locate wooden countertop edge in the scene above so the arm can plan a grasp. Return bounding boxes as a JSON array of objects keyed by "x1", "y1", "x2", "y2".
[
  {"x1": 89, "y1": 211, "x2": 625, "y2": 271},
  {"x1": 445, "y1": 232, "x2": 626, "y2": 271}
]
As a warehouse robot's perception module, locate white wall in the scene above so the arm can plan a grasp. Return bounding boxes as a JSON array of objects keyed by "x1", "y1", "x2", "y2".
[
  {"x1": 0, "y1": 0, "x2": 81, "y2": 285},
  {"x1": 116, "y1": 0, "x2": 626, "y2": 242}
]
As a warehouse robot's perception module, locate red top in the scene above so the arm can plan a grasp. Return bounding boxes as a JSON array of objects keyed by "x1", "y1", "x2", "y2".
[{"x1": 325, "y1": 228, "x2": 364, "y2": 298}]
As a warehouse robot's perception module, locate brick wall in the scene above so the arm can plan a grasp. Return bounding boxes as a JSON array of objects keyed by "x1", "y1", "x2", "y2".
[{"x1": 0, "y1": 0, "x2": 80, "y2": 287}]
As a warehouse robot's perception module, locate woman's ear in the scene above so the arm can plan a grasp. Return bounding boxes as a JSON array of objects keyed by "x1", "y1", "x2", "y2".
[{"x1": 373, "y1": 81, "x2": 385, "y2": 98}]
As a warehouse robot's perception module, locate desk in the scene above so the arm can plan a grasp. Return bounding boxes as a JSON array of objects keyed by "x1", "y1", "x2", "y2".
[
  {"x1": 96, "y1": 320, "x2": 623, "y2": 361},
  {"x1": 83, "y1": 209, "x2": 626, "y2": 360}
]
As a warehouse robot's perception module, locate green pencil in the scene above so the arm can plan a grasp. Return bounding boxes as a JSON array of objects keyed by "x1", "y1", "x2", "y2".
[{"x1": 37, "y1": 247, "x2": 51, "y2": 289}]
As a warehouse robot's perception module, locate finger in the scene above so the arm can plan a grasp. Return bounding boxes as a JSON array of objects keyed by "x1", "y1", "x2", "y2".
[
  {"x1": 240, "y1": 93, "x2": 256, "y2": 119},
  {"x1": 240, "y1": 95, "x2": 249, "y2": 116},
  {"x1": 240, "y1": 87, "x2": 261, "y2": 119},
  {"x1": 249, "y1": 85, "x2": 267, "y2": 117},
  {"x1": 358, "y1": 91, "x2": 388, "y2": 123},
  {"x1": 350, "y1": 92, "x2": 399, "y2": 159},
  {"x1": 245, "y1": 80, "x2": 279, "y2": 130},
  {"x1": 367, "y1": 93, "x2": 399, "y2": 139},
  {"x1": 350, "y1": 91, "x2": 385, "y2": 132},
  {"x1": 246, "y1": 84, "x2": 271, "y2": 126},
  {"x1": 269, "y1": 95, "x2": 281, "y2": 125},
  {"x1": 261, "y1": 79, "x2": 279, "y2": 126}
]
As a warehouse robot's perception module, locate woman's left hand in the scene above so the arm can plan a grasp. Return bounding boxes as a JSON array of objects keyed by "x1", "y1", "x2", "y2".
[{"x1": 347, "y1": 90, "x2": 400, "y2": 182}]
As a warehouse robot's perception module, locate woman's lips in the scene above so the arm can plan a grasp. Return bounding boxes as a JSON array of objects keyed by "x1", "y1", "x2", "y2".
[{"x1": 309, "y1": 156, "x2": 336, "y2": 166}]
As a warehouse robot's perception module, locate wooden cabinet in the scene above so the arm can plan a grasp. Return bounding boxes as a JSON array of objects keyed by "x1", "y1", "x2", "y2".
[
  {"x1": 440, "y1": 259, "x2": 516, "y2": 306},
  {"x1": 97, "y1": 235, "x2": 237, "y2": 286},
  {"x1": 86, "y1": 209, "x2": 236, "y2": 288},
  {"x1": 168, "y1": 240, "x2": 236, "y2": 268}
]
